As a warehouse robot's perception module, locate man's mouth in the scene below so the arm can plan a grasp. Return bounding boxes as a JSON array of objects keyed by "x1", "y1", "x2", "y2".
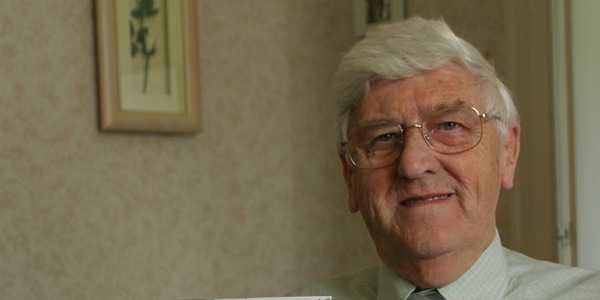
[{"x1": 400, "y1": 194, "x2": 452, "y2": 206}]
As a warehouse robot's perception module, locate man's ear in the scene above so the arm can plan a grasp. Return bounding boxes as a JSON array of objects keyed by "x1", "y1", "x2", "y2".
[
  {"x1": 501, "y1": 123, "x2": 521, "y2": 189},
  {"x1": 339, "y1": 153, "x2": 360, "y2": 213}
]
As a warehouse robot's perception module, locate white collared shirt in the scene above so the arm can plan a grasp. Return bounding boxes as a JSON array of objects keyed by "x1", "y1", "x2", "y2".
[{"x1": 290, "y1": 233, "x2": 600, "y2": 299}]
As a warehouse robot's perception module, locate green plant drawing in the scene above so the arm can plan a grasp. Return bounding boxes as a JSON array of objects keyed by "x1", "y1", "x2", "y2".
[{"x1": 129, "y1": 0, "x2": 159, "y2": 94}]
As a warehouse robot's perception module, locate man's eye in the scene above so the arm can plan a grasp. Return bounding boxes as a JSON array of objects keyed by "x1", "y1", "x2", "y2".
[
  {"x1": 440, "y1": 122, "x2": 460, "y2": 130},
  {"x1": 375, "y1": 133, "x2": 397, "y2": 141}
]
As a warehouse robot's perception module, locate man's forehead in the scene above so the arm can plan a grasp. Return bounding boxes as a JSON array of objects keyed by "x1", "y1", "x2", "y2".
[
  {"x1": 367, "y1": 64, "x2": 479, "y2": 96},
  {"x1": 352, "y1": 85, "x2": 480, "y2": 123}
]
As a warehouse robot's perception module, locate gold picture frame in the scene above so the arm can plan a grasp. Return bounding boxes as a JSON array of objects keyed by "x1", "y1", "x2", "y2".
[{"x1": 95, "y1": 0, "x2": 201, "y2": 133}]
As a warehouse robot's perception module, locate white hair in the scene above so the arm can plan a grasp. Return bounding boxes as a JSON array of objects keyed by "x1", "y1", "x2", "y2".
[{"x1": 335, "y1": 17, "x2": 518, "y2": 147}]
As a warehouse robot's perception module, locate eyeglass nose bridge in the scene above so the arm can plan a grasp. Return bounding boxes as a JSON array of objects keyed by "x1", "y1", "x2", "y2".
[
  {"x1": 401, "y1": 123, "x2": 434, "y2": 147},
  {"x1": 404, "y1": 123, "x2": 422, "y2": 130}
]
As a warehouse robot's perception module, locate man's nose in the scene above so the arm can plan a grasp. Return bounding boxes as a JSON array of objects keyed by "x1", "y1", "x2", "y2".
[{"x1": 396, "y1": 125, "x2": 439, "y2": 179}]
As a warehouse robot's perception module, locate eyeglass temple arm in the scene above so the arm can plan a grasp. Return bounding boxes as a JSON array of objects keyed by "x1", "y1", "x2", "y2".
[{"x1": 481, "y1": 113, "x2": 501, "y2": 120}]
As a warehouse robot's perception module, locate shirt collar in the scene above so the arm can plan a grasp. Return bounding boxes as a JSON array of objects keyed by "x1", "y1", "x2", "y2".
[
  {"x1": 439, "y1": 232, "x2": 508, "y2": 299},
  {"x1": 376, "y1": 263, "x2": 414, "y2": 300},
  {"x1": 375, "y1": 232, "x2": 509, "y2": 299}
]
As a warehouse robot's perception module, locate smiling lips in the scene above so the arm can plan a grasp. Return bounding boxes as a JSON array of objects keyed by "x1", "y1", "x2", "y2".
[{"x1": 400, "y1": 194, "x2": 452, "y2": 206}]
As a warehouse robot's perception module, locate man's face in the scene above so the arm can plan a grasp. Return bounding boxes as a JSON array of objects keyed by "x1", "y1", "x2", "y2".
[{"x1": 341, "y1": 63, "x2": 520, "y2": 263}]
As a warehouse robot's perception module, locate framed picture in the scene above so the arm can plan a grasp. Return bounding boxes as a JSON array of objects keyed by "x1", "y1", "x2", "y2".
[
  {"x1": 352, "y1": 0, "x2": 405, "y2": 37},
  {"x1": 95, "y1": 0, "x2": 201, "y2": 133}
]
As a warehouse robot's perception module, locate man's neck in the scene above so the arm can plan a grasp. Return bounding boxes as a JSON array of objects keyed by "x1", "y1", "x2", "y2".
[{"x1": 381, "y1": 234, "x2": 494, "y2": 288}]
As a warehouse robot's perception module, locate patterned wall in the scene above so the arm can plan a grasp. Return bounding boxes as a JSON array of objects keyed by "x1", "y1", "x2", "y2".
[{"x1": 0, "y1": 1, "x2": 378, "y2": 298}]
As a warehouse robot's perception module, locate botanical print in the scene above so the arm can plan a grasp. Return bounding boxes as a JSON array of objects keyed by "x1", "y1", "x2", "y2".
[{"x1": 129, "y1": 0, "x2": 160, "y2": 94}]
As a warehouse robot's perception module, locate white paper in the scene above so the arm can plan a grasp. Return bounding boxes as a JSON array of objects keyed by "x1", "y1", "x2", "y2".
[{"x1": 215, "y1": 297, "x2": 331, "y2": 300}]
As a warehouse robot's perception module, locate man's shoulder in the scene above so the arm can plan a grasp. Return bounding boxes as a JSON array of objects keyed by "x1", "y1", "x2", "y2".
[
  {"x1": 287, "y1": 264, "x2": 380, "y2": 299},
  {"x1": 504, "y1": 247, "x2": 600, "y2": 298}
]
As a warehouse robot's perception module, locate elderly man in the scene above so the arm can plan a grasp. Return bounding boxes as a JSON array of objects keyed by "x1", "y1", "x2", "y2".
[{"x1": 290, "y1": 17, "x2": 600, "y2": 299}]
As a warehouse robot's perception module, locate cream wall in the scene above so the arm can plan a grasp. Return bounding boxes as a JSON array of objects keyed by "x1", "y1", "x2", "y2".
[
  {"x1": 571, "y1": 0, "x2": 600, "y2": 270},
  {"x1": 0, "y1": 1, "x2": 378, "y2": 298}
]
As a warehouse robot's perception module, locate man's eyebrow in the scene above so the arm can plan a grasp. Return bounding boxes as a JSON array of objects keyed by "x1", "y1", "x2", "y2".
[
  {"x1": 354, "y1": 118, "x2": 398, "y2": 128},
  {"x1": 429, "y1": 99, "x2": 468, "y2": 112},
  {"x1": 351, "y1": 99, "x2": 470, "y2": 128}
]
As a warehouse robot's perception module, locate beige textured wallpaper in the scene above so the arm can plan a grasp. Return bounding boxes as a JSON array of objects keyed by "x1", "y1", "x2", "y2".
[{"x1": 0, "y1": 0, "x2": 378, "y2": 298}]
